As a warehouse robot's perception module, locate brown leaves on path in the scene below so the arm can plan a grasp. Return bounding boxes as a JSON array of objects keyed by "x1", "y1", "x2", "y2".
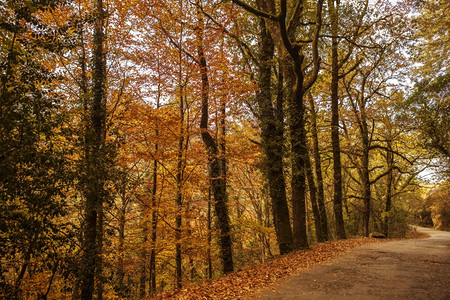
[{"x1": 154, "y1": 237, "x2": 391, "y2": 300}]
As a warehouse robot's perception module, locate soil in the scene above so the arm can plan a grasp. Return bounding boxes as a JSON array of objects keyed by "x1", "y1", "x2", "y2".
[{"x1": 259, "y1": 226, "x2": 450, "y2": 300}]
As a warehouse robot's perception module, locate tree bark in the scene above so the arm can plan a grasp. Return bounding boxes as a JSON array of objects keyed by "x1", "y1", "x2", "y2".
[
  {"x1": 149, "y1": 159, "x2": 158, "y2": 293},
  {"x1": 196, "y1": 9, "x2": 234, "y2": 274},
  {"x1": 328, "y1": 0, "x2": 347, "y2": 240},
  {"x1": 287, "y1": 54, "x2": 309, "y2": 250},
  {"x1": 308, "y1": 94, "x2": 329, "y2": 241},
  {"x1": 383, "y1": 138, "x2": 394, "y2": 237},
  {"x1": 256, "y1": 19, "x2": 293, "y2": 254},
  {"x1": 175, "y1": 87, "x2": 185, "y2": 289},
  {"x1": 361, "y1": 145, "x2": 371, "y2": 237},
  {"x1": 117, "y1": 203, "x2": 125, "y2": 296},
  {"x1": 207, "y1": 186, "x2": 213, "y2": 279},
  {"x1": 233, "y1": 0, "x2": 323, "y2": 252},
  {"x1": 305, "y1": 149, "x2": 323, "y2": 242},
  {"x1": 96, "y1": 207, "x2": 104, "y2": 300},
  {"x1": 81, "y1": 0, "x2": 107, "y2": 298},
  {"x1": 356, "y1": 110, "x2": 371, "y2": 237},
  {"x1": 149, "y1": 56, "x2": 162, "y2": 296}
]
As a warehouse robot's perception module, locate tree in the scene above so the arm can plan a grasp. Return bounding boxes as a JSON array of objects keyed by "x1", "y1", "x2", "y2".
[
  {"x1": 0, "y1": 0, "x2": 77, "y2": 297},
  {"x1": 80, "y1": 0, "x2": 110, "y2": 298},
  {"x1": 196, "y1": 0, "x2": 295, "y2": 255},
  {"x1": 338, "y1": 0, "x2": 410, "y2": 236},
  {"x1": 233, "y1": 0, "x2": 324, "y2": 250},
  {"x1": 426, "y1": 180, "x2": 450, "y2": 230},
  {"x1": 196, "y1": 5, "x2": 234, "y2": 274},
  {"x1": 405, "y1": 0, "x2": 449, "y2": 177},
  {"x1": 255, "y1": 17, "x2": 293, "y2": 254},
  {"x1": 2, "y1": 0, "x2": 443, "y2": 296},
  {"x1": 412, "y1": 0, "x2": 449, "y2": 79},
  {"x1": 306, "y1": 93, "x2": 329, "y2": 241},
  {"x1": 327, "y1": 0, "x2": 347, "y2": 240},
  {"x1": 325, "y1": 0, "x2": 371, "y2": 240},
  {"x1": 405, "y1": 74, "x2": 450, "y2": 175}
]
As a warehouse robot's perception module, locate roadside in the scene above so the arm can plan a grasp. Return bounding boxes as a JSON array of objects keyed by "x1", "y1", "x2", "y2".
[
  {"x1": 156, "y1": 237, "x2": 393, "y2": 299},
  {"x1": 259, "y1": 226, "x2": 450, "y2": 300}
]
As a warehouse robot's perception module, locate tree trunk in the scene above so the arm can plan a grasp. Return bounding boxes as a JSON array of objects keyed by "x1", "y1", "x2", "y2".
[
  {"x1": 361, "y1": 151, "x2": 371, "y2": 237},
  {"x1": 280, "y1": 0, "x2": 324, "y2": 250},
  {"x1": 234, "y1": 0, "x2": 323, "y2": 254},
  {"x1": 175, "y1": 86, "x2": 185, "y2": 289},
  {"x1": 308, "y1": 94, "x2": 329, "y2": 241},
  {"x1": 139, "y1": 217, "x2": 147, "y2": 297},
  {"x1": 149, "y1": 65, "x2": 161, "y2": 295},
  {"x1": 256, "y1": 19, "x2": 293, "y2": 254},
  {"x1": 287, "y1": 54, "x2": 309, "y2": 250},
  {"x1": 96, "y1": 207, "x2": 104, "y2": 300},
  {"x1": 207, "y1": 186, "x2": 212, "y2": 279},
  {"x1": 359, "y1": 116, "x2": 371, "y2": 237},
  {"x1": 328, "y1": 0, "x2": 347, "y2": 240},
  {"x1": 305, "y1": 150, "x2": 323, "y2": 242},
  {"x1": 81, "y1": 0, "x2": 107, "y2": 298},
  {"x1": 149, "y1": 165, "x2": 158, "y2": 293},
  {"x1": 117, "y1": 206, "x2": 125, "y2": 296},
  {"x1": 383, "y1": 141, "x2": 394, "y2": 237},
  {"x1": 196, "y1": 9, "x2": 233, "y2": 274}
]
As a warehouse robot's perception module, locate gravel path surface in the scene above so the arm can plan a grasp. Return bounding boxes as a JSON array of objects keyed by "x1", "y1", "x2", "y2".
[{"x1": 260, "y1": 227, "x2": 450, "y2": 300}]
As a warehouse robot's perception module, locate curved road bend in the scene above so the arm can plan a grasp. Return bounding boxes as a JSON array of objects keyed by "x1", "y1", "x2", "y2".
[{"x1": 260, "y1": 227, "x2": 450, "y2": 300}]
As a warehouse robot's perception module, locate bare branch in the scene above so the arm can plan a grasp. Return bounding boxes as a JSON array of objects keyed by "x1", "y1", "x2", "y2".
[{"x1": 231, "y1": 0, "x2": 279, "y2": 21}]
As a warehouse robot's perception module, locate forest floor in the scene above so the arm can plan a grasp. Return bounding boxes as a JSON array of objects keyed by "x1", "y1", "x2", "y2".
[
  {"x1": 154, "y1": 229, "x2": 430, "y2": 299},
  {"x1": 259, "y1": 226, "x2": 450, "y2": 300}
]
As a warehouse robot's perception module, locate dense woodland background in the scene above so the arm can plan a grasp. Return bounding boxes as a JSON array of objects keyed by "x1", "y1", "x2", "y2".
[{"x1": 0, "y1": 0, "x2": 448, "y2": 298}]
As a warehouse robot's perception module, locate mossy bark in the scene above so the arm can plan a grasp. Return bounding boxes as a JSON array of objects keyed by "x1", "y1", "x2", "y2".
[
  {"x1": 256, "y1": 20, "x2": 293, "y2": 254},
  {"x1": 328, "y1": 0, "x2": 347, "y2": 240},
  {"x1": 81, "y1": 0, "x2": 107, "y2": 298}
]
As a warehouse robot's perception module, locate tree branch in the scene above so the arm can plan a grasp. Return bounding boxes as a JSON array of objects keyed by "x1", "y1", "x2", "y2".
[
  {"x1": 370, "y1": 165, "x2": 401, "y2": 185},
  {"x1": 231, "y1": 0, "x2": 279, "y2": 21}
]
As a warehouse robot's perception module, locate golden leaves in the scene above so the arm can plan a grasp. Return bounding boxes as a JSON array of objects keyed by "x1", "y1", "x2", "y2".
[{"x1": 158, "y1": 237, "x2": 389, "y2": 299}]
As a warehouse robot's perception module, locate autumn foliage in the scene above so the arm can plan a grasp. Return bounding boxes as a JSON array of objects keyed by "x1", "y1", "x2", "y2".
[
  {"x1": 159, "y1": 237, "x2": 390, "y2": 299},
  {"x1": 0, "y1": 0, "x2": 448, "y2": 299}
]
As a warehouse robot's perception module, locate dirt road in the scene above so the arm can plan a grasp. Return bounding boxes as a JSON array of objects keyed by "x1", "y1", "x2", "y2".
[{"x1": 260, "y1": 227, "x2": 450, "y2": 299}]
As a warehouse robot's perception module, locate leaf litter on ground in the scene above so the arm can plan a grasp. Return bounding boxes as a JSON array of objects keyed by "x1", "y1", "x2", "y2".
[{"x1": 152, "y1": 231, "x2": 429, "y2": 300}]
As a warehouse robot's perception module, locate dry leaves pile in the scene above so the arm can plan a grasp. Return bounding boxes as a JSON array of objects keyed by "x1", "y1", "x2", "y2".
[{"x1": 154, "y1": 237, "x2": 391, "y2": 300}]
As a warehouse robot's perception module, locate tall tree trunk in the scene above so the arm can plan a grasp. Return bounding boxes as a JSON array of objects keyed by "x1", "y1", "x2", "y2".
[
  {"x1": 305, "y1": 150, "x2": 323, "y2": 242},
  {"x1": 361, "y1": 150, "x2": 371, "y2": 237},
  {"x1": 175, "y1": 88, "x2": 184, "y2": 289},
  {"x1": 196, "y1": 8, "x2": 234, "y2": 274},
  {"x1": 307, "y1": 94, "x2": 329, "y2": 241},
  {"x1": 282, "y1": 0, "x2": 324, "y2": 250},
  {"x1": 72, "y1": 27, "x2": 89, "y2": 300},
  {"x1": 328, "y1": 0, "x2": 347, "y2": 240},
  {"x1": 149, "y1": 159, "x2": 158, "y2": 293},
  {"x1": 219, "y1": 64, "x2": 227, "y2": 183},
  {"x1": 383, "y1": 141, "x2": 394, "y2": 237},
  {"x1": 287, "y1": 54, "x2": 309, "y2": 250},
  {"x1": 81, "y1": 0, "x2": 107, "y2": 298},
  {"x1": 149, "y1": 54, "x2": 162, "y2": 296},
  {"x1": 256, "y1": 19, "x2": 293, "y2": 254},
  {"x1": 117, "y1": 202, "x2": 126, "y2": 296},
  {"x1": 234, "y1": 0, "x2": 323, "y2": 253},
  {"x1": 359, "y1": 115, "x2": 371, "y2": 237},
  {"x1": 139, "y1": 216, "x2": 147, "y2": 297},
  {"x1": 96, "y1": 207, "x2": 104, "y2": 300},
  {"x1": 207, "y1": 186, "x2": 212, "y2": 279}
]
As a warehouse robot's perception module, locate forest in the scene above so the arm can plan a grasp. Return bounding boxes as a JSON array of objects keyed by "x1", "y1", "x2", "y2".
[{"x1": 0, "y1": 0, "x2": 448, "y2": 298}]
